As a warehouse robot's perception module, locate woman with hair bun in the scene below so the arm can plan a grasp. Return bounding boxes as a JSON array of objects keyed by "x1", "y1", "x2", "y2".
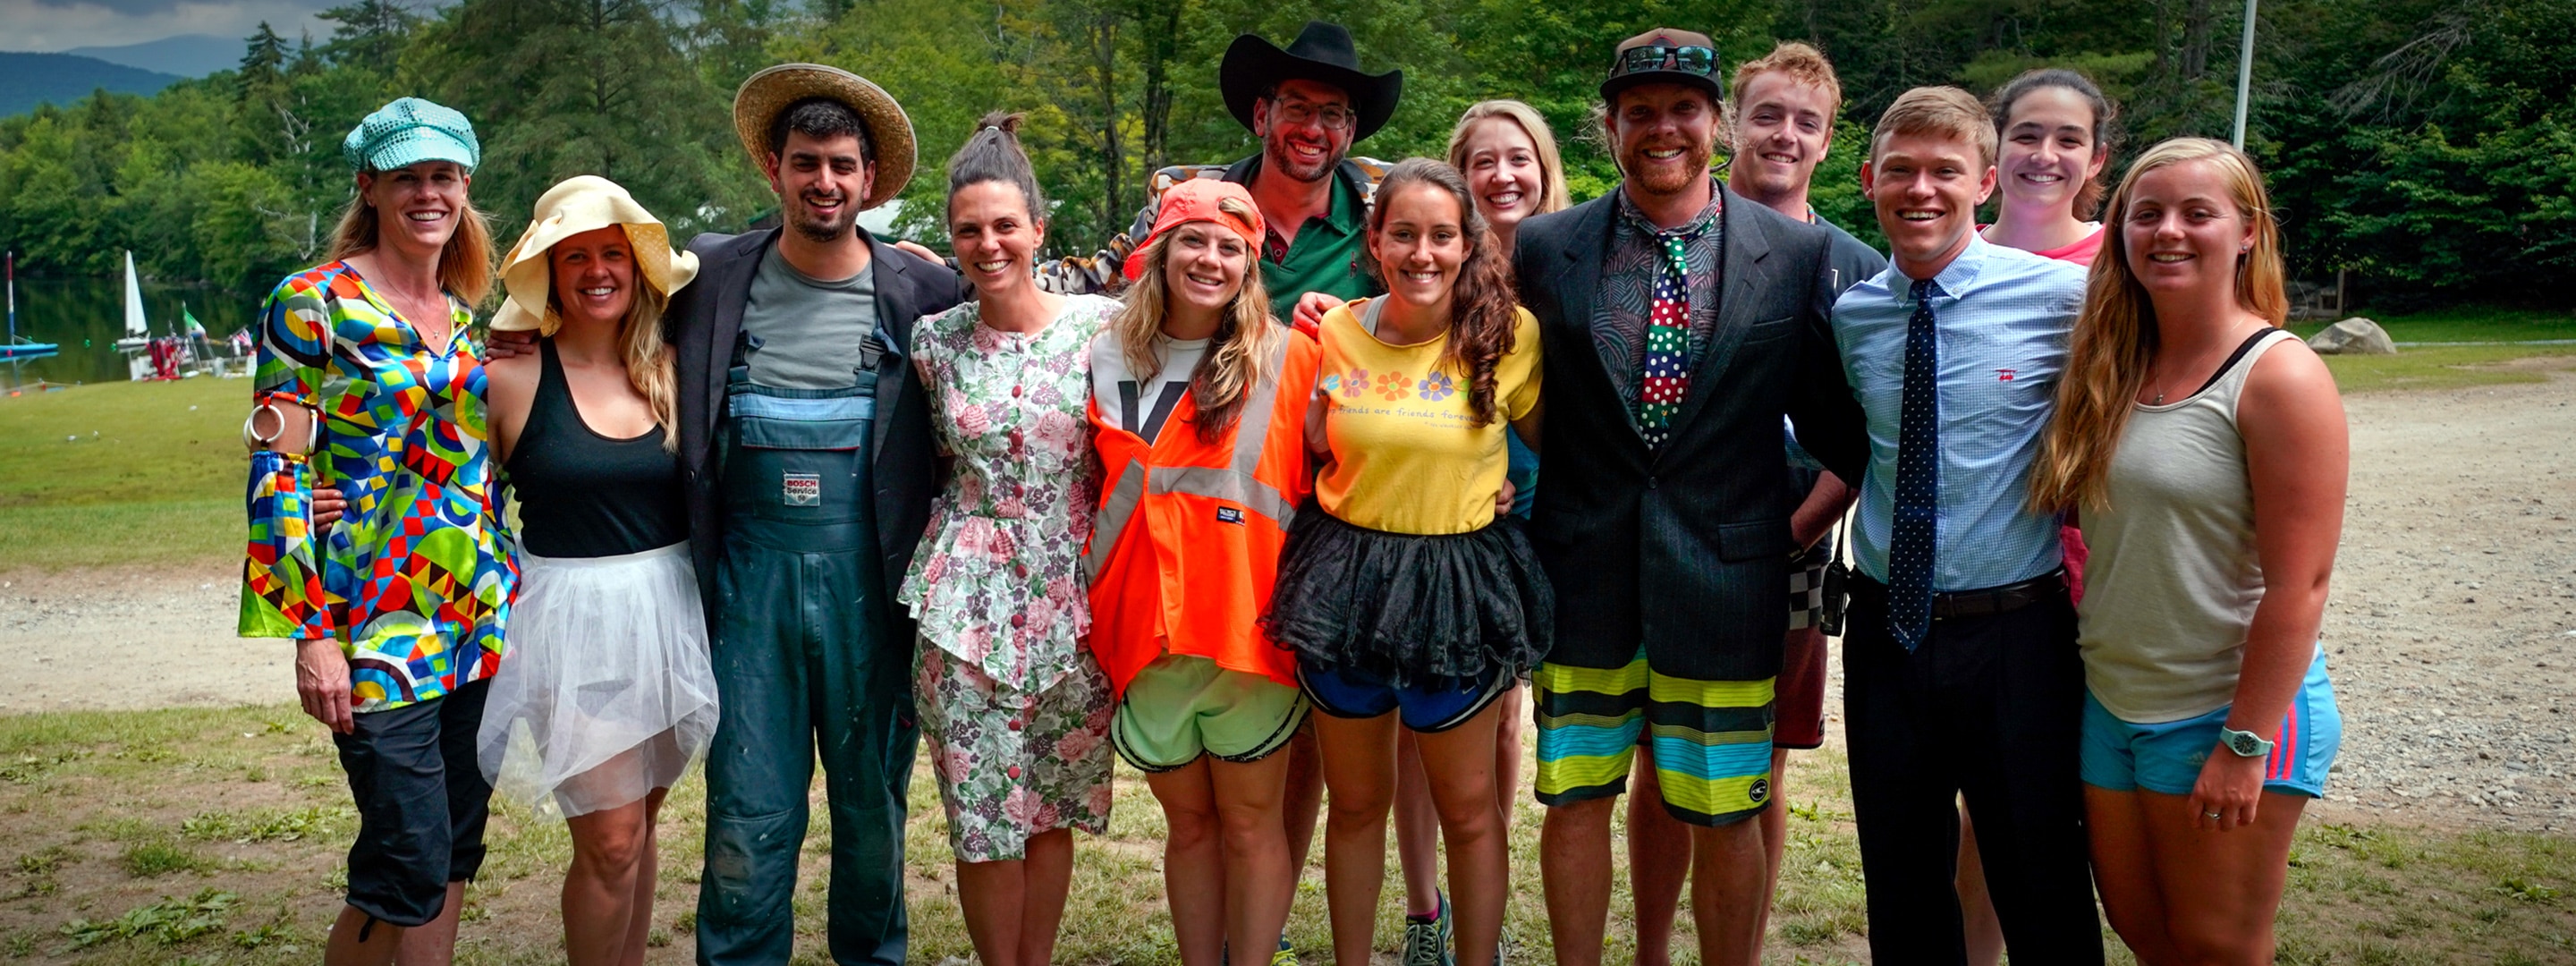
[{"x1": 901, "y1": 111, "x2": 1118, "y2": 966}]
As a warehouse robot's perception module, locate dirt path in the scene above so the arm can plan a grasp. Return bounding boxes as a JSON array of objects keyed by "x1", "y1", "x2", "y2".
[{"x1": 6, "y1": 370, "x2": 2574, "y2": 832}]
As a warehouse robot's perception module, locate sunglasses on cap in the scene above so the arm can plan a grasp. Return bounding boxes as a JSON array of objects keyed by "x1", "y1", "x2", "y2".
[{"x1": 1614, "y1": 45, "x2": 1717, "y2": 77}]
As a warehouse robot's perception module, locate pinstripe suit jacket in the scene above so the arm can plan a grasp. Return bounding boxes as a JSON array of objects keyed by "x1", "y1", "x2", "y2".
[{"x1": 1514, "y1": 185, "x2": 1868, "y2": 680}]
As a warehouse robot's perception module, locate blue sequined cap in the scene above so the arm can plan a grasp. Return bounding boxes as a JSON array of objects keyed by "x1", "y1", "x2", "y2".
[{"x1": 343, "y1": 97, "x2": 480, "y2": 173}]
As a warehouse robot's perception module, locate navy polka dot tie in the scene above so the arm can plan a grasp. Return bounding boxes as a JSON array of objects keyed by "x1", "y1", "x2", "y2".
[{"x1": 1889, "y1": 278, "x2": 1939, "y2": 650}]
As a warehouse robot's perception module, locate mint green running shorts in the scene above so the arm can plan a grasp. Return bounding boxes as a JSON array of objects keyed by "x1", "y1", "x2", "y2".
[{"x1": 1110, "y1": 654, "x2": 1309, "y2": 771}]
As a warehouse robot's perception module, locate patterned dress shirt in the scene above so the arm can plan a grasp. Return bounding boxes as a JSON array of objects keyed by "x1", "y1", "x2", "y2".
[{"x1": 1592, "y1": 179, "x2": 1724, "y2": 413}]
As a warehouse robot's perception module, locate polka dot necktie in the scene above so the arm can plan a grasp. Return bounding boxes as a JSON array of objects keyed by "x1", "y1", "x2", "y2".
[
  {"x1": 1637, "y1": 231, "x2": 1698, "y2": 448},
  {"x1": 1889, "y1": 278, "x2": 1940, "y2": 650}
]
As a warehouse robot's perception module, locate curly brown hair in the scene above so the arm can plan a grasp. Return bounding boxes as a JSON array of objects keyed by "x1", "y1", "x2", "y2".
[{"x1": 1364, "y1": 157, "x2": 1521, "y2": 427}]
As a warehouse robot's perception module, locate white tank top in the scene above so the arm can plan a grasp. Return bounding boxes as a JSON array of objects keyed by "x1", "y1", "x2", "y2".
[{"x1": 2077, "y1": 327, "x2": 2305, "y2": 723}]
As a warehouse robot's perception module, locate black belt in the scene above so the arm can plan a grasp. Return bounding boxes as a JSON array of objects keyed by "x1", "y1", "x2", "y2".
[{"x1": 1849, "y1": 571, "x2": 2064, "y2": 621}]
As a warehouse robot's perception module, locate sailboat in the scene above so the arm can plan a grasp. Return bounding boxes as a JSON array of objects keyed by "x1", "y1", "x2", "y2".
[
  {"x1": 0, "y1": 250, "x2": 58, "y2": 360},
  {"x1": 113, "y1": 251, "x2": 159, "y2": 379}
]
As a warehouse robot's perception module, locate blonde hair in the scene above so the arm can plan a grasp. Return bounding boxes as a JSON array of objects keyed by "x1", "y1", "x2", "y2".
[
  {"x1": 2029, "y1": 138, "x2": 2288, "y2": 514},
  {"x1": 1730, "y1": 41, "x2": 1844, "y2": 127},
  {"x1": 543, "y1": 234, "x2": 681, "y2": 452},
  {"x1": 327, "y1": 169, "x2": 496, "y2": 307},
  {"x1": 1446, "y1": 100, "x2": 1572, "y2": 216},
  {"x1": 1868, "y1": 86, "x2": 1996, "y2": 171},
  {"x1": 1111, "y1": 195, "x2": 1282, "y2": 445}
]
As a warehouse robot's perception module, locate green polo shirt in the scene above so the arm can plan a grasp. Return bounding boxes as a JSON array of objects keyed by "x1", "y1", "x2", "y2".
[{"x1": 1257, "y1": 167, "x2": 1379, "y2": 320}]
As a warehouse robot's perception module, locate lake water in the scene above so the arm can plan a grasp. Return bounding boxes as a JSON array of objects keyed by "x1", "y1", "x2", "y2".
[{"x1": 4, "y1": 276, "x2": 262, "y2": 388}]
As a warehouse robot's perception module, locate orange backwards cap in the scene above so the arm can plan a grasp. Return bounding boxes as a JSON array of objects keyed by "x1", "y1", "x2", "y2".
[{"x1": 1123, "y1": 179, "x2": 1266, "y2": 282}]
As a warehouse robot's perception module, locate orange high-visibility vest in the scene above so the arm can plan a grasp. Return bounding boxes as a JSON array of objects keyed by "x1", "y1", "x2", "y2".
[{"x1": 1083, "y1": 330, "x2": 1320, "y2": 697}]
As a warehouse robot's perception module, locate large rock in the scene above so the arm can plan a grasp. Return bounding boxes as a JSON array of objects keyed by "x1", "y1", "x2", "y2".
[{"x1": 2309, "y1": 317, "x2": 2396, "y2": 355}]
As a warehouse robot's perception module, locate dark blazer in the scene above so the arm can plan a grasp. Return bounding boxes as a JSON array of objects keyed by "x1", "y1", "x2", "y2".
[
  {"x1": 667, "y1": 226, "x2": 967, "y2": 616},
  {"x1": 1513, "y1": 186, "x2": 1868, "y2": 681}
]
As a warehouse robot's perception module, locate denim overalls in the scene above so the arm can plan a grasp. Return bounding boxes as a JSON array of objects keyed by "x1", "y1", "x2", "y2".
[{"x1": 695, "y1": 331, "x2": 917, "y2": 966}]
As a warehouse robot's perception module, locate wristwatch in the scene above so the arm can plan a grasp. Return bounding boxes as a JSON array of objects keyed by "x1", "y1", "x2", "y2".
[{"x1": 2219, "y1": 726, "x2": 2275, "y2": 758}]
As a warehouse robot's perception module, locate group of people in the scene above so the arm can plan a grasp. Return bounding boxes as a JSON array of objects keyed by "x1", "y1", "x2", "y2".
[{"x1": 240, "y1": 18, "x2": 2348, "y2": 966}]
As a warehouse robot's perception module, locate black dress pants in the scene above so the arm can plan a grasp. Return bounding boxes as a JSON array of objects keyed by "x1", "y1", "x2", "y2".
[{"x1": 1843, "y1": 579, "x2": 2102, "y2": 965}]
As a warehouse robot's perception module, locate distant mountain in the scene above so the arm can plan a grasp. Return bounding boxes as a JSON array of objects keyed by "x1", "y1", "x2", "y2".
[
  {"x1": 65, "y1": 35, "x2": 242, "y2": 80},
  {"x1": 0, "y1": 53, "x2": 182, "y2": 118}
]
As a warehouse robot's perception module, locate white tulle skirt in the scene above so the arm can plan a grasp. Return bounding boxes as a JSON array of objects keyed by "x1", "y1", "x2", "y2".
[{"x1": 478, "y1": 541, "x2": 719, "y2": 818}]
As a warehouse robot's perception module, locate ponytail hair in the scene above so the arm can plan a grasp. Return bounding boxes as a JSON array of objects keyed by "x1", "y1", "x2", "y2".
[
  {"x1": 946, "y1": 111, "x2": 1046, "y2": 225},
  {"x1": 1365, "y1": 157, "x2": 1520, "y2": 428}
]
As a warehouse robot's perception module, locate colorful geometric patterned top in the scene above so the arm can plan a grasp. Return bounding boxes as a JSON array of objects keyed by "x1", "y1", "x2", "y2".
[{"x1": 239, "y1": 260, "x2": 516, "y2": 714}]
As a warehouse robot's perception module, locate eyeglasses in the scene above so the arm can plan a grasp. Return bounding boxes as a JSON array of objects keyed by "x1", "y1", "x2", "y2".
[
  {"x1": 1614, "y1": 45, "x2": 1717, "y2": 77},
  {"x1": 1269, "y1": 98, "x2": 1356, "y2": 131}
]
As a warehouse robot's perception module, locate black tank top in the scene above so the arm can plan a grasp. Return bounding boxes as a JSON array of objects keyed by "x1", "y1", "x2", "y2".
[{"x1": 504, "y1": 338, "x2": 688, "y2": 558}]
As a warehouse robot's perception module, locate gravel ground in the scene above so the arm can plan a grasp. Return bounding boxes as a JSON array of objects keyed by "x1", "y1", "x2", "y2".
[
  {"x1": 4, "y1": 369, "x2": 2572, "y2": 832},
  {"x1": 2297, "y1": 367, "x2": 2576, "y2": 833}
]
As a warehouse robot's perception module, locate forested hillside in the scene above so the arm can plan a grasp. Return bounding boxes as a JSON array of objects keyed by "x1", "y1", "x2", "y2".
[{"x1": 1, "y1": 0, "x2": 2568, "y2": 309}]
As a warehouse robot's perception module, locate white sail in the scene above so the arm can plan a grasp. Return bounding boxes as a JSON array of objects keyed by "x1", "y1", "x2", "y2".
[
  {"x1": 123, "y1": 251, "x2": 148, "y2": 337},
  {"x1": 122, "y1": 251, "x2": 155, "y2": 378}
]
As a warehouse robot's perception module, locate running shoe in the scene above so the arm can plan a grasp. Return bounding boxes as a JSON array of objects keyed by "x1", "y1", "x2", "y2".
[{"x1": 1402, "y1": 891, "x2": 1454, "y2": 966}]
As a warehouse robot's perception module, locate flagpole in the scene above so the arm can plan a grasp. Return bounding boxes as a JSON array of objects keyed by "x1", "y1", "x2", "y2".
[{"x1": 2232, "y1": 0, "x2": 2259, "y2": 148}]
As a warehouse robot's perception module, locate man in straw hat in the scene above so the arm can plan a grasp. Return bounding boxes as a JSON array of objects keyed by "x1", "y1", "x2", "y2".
[
  {"x1": 676, "y1": 64, "x2": 961, "y2": 965},
  {"x1": 1028, "y1": 20, "x2": 1402, "y2": 326},
  {"x1": 1512, "y1": 30, "x2": 1869, "y2": 966}
]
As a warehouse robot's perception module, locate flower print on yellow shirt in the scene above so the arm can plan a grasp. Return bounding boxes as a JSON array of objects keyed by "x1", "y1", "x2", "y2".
[{"x1": 1313, "y1": 298, "x2": 1543, "y2": 537}]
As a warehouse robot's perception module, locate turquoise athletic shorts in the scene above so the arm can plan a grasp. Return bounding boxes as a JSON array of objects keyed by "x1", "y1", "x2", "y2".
[{"x1": 2080, "y1": 648, "x2": 2340, "y2": 799}]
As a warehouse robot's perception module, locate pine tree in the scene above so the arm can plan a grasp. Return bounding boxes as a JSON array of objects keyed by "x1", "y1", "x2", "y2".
[{"x1": 237, "y1": 22, "x2": 289, "y2": 106}]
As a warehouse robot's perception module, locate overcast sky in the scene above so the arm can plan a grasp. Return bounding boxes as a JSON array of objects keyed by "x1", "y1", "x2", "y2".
[{"x1": 0, "y1": 0, "x2": 338, "y2": 52}]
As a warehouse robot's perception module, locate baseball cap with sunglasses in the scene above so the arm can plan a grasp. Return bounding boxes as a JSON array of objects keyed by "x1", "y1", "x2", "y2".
[{"x1": 1600, "y1": 29, "x2": 1723, "y2": 102}]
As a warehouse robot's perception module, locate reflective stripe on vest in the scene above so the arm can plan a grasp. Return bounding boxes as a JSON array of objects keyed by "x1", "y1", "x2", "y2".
[{"x1": 1081, "y1": 336, "x2": 1292, "y2": 585}]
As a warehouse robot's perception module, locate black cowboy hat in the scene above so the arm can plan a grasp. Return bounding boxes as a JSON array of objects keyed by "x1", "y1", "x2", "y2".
[{"x1": 1219, "y1": 21, "x2": 1404, "y2": 142}]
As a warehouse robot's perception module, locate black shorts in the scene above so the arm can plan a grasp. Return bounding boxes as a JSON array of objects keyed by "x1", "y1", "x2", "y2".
[{"x1": 333, "y1": 680, "x2": 495, "y2": 927}]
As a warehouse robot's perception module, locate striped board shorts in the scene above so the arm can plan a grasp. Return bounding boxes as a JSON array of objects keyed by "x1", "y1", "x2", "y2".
[{"x1": 1531, "y1": 648, "x2": 1776, "y2": 826}]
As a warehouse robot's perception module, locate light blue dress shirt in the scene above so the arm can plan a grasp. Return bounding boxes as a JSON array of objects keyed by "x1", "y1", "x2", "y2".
[{"x1": 1832, "y1": 234, "x2": 2087, "y2": 591}]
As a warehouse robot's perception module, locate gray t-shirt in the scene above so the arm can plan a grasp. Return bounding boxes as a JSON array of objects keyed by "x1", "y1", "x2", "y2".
[
  {"x1": 1089, "y1": 333, "x2": 1208, "y2": 444},
  {"x1": 741, "y1": 242, "x2": 879, "y2": 388}
]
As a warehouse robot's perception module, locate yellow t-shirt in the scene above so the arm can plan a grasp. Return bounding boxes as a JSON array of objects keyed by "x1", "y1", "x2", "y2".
[{"x1": 1315, "y1": 298, "x2": 1543, "y2": 535}]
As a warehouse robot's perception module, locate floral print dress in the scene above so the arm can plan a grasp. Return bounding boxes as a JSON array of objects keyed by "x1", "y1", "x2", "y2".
[{"x1": 902, "y1": 292, "x2": 1118, "y2": 862}]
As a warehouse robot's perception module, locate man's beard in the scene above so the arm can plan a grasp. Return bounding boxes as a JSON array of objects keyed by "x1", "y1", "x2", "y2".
[
  {"x1": 1263, "y1": 137, "x2": 1337, "y2": 183},
  {"x1": 1623, "y1": 140, "x2": 1716, "y2": 199},
  {"x1": 788, "y1": 192, "x2": 854, "y2": 242}
]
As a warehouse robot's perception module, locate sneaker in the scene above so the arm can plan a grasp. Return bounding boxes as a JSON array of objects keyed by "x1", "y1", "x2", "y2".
[
  {"x1": 1402, "y1": 891, "x2": 1454, "y2": 966},
  {"x1": 1268, "y1": 936, "x2": 1301, "y2": 966}
]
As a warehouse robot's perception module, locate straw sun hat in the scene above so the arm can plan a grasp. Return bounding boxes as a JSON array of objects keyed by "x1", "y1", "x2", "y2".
[
  {"x1": 731, "y1": 63, "x2": 916, "y2": 210},
  {"x1": 491, "y1": 175, "x2": 700, "y2": 335}
]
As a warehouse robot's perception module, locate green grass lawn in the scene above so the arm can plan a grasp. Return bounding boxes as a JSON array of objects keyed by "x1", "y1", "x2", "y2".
[
  {"x1": 2295, "y1": 306, "x2": 2576, "y2": 344},
  {"x1": 3, "y1": 309, "x2": 2573, "y2": 571},
  {"x1": 0, "y1": 705, "x2": 2568, "y2": 964},
  {"x1": 0, "y1": 377, "x2": 241, "y2": 572}
]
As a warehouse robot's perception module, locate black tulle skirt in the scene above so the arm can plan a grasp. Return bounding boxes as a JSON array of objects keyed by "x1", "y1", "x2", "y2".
[{"x1": 1265, "y1": 509, "x2": 1554, "y2": 687}]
